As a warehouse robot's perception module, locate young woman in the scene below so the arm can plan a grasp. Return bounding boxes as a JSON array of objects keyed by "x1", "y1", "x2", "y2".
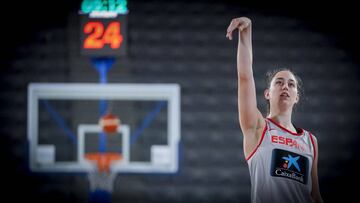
[{"x1": 226, "y1": 17, "x2": 323, "y2": 203}]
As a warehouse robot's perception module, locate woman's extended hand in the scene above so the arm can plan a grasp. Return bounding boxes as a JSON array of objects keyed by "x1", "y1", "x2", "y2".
[{"x1": 226, "y1": 17, "x2": 251, "y2": 40}]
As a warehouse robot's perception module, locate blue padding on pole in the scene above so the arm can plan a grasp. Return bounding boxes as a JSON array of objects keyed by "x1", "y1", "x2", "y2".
[
  {"x1": 88, "y1": 189, "x2": 111, "y2": 203},
  {"x1": 98, "y1": 132, "x2": 107, "y2": 153},
  {"x1": 91, "y1": 57, "x2": 115, "y2": 153},
  {"x1": 91, "y1": 57, "x2": 115, "y2": 84},
  {"x1": 99, "y1": 100, "x2": 108, "y2": 117},
  {"x1": 41, "y1": 100, "x2": 77, "y2": 144}
]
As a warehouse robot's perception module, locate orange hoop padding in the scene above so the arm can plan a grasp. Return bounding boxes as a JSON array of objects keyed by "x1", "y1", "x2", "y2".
[{"x1": 85, "y1": 152, "x2": 122, "y2": 172}]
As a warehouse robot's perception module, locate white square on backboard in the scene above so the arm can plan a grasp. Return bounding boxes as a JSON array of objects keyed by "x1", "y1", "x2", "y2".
[
  {"x1": 151, "y1": 145, "x2": 171, "y2": 165},
  {"x1": 36, "y1": 145, "x2": 55, "y2": 164}
]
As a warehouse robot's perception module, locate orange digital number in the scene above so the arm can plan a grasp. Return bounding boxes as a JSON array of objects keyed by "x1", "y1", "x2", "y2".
[
  {"x1": 84, "y1": 22, "x2": 104, "y2": 49},
  {"x1": 83, "y1": 21, "x2": 123, "y2": 49},
  {"x1": 103, "y1": 22, "x2": 123, "y2": 49}
]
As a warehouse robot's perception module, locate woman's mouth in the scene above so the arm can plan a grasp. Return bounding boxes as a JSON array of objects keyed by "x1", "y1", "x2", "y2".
[{"x1": 280, "y1": 92, "x2": 290, "y2": 97}]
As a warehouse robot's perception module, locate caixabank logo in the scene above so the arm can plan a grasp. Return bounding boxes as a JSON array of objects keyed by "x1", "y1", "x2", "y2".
[{"x1": 270, "y1": 149, "x2": 309, "y2": 184}]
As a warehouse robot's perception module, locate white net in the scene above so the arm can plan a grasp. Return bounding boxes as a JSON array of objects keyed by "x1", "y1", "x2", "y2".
[{"x1": 87, "y1": 170, "x2": 117, "y2": 193}]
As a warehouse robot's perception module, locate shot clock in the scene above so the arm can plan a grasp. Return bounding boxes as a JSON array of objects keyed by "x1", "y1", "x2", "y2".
[{"x1": 79, "y1": 0, "x2": 128, "y2": 57}]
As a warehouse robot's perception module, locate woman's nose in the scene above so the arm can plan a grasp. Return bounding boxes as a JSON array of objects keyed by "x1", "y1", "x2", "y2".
[{"x1": 282, "y1": 83, "x2": 289, "y2": 90}]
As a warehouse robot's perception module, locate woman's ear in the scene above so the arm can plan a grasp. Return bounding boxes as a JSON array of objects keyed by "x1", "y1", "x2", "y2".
[
  {"x1": 264, "y1": 89, "x2": 270, "y2": 100},
  {"x1": 295, "y1": 92, "x2": 300, "y2": 104}
]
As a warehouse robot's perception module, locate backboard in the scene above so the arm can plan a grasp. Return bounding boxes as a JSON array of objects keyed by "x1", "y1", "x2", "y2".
[{"x1": 27, "y1": 83, "x2": 181, "y2": 174}]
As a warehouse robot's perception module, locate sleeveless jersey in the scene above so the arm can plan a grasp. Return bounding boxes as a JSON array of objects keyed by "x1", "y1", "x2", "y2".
[{"x1": 246, "y1": 118, "x2": 316, "y2": 203}]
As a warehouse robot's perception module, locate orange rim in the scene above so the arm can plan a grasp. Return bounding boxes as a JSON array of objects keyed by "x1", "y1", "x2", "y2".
[{"x1": 85, "y1": 152, "x2": 122, "y2": 172}]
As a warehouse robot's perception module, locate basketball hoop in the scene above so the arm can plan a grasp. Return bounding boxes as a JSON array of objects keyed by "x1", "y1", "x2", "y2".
[
  {"x1": 85, "y1": 152, "x2": 122, "y2": 173},
  {"x1": 85, "y1": 152, "x2": 122, "y2": 193},
  {"x1": 99, "y1": 113, "x2": 121, "y2": 134}
]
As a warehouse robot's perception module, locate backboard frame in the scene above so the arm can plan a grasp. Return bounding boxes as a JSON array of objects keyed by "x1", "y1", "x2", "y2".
[{"x1": 27, "y1": 83, "x2": 181, "y2": 173}]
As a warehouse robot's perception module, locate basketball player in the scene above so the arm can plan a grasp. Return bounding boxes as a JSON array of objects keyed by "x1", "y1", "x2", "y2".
[{"x1": 226, "y1": 17, "x2": 324, "y2": 203}]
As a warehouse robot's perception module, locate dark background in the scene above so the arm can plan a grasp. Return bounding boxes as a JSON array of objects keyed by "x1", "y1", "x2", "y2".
[{"x1": 1, "y1": 0, "x2": 359, "y2": 202}]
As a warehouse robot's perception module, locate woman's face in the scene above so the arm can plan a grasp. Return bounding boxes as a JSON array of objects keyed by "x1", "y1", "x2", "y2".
[{"x1": 265, "y1": 70, "x2": 299, "y2": 110}]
